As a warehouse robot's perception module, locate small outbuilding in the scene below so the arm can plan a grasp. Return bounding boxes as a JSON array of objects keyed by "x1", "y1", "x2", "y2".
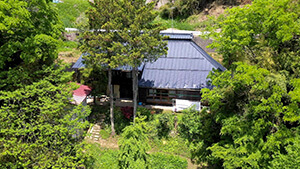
[{"x1": 72, "y1": 84, "x2": 92, "y2": 105}]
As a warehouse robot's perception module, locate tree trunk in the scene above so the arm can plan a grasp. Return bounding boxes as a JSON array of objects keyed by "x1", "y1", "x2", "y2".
[
  {"x1": 108, "y1": 68, "x2": 116, "y2": 136},
  {"x1": 132, "y1": 67, "x2": 138, "y2": 123}
]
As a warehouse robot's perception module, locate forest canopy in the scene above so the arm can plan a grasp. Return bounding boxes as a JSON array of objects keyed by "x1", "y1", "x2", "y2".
[{"x1": 0, "y1": 0, "x2": 90, "y2": 168}]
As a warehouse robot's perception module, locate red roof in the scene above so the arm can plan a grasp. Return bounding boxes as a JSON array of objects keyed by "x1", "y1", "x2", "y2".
[{"x1": 73, "y1": 84, "x2": 92, "y2": 97}]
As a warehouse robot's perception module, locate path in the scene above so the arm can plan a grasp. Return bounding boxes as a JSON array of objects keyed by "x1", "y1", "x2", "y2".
[{"x1": 86, "y1": 115, "x2": 119, "y2": 149}]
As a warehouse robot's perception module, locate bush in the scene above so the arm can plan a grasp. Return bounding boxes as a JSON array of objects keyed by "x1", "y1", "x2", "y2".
[
  {"x1": 156, "y1": 113, "x2": 175, "y2": 139},
  {"x1": 120, "y1": 106, "x2": 133, "y2": 120},
  {"x1": 159, "y1": 3, "x2": 176, "y2": 19},
  {"x1": 137, "y1": 107, "x2": 153, "y2": 121},
  {"x1": 146, "y1": 113, "x2": 176, "y2": 139},
  {"x1": 111, "y1": 107, "x2": 131, "y2": 134},
  {"x1": 150, "y1": 152, "x2": 188, "y2": 169},
  {"x1": 88, "y1": 105, "x2": 109, "y2": 124},
  {"x1": 99, "y1": 126, "x2": 111, "y2": 139},
  {"x1": 118, "y1": 118, "x2": 150, "y2": 169}
]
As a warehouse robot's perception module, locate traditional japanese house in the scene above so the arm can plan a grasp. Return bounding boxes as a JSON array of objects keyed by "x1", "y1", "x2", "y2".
[
  {"x1": 72, "y1": 31, "x2": 225, "y2": 105},
  {"x1": 138, "y1": 32, "x2": 225, "y2": 105}
]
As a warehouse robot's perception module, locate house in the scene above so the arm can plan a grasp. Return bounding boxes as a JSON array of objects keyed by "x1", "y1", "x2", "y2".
[
  {"x1": 72, "y1": 31, "x2": 225, "y2": 105},
  {"x1": 138, "y1": 32, "x2": 225, "y2": 105}
]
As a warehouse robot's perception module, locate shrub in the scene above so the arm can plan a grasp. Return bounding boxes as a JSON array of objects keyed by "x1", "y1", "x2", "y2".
[
  {"x1": 156, "y1": 113, "x2": 174, "y2": 139},
  {"x1": 112, "y1": 107, "x2": 131, "y2": 134},
  {"x1": 159, "y1": 3, "x2": 173, "y2": 19},
  {"x1": 137, "y1": 107, "x2": 153, "y2": 121},
  {"x1": 99, "y1": 126, "x2": 111, "y2": 139},
  {"x1": 118, "y1": 118, "x2": 150, "y2": 169},
  {"x1": 121, "y1": 106, "x2": 133, "y2": 120}
]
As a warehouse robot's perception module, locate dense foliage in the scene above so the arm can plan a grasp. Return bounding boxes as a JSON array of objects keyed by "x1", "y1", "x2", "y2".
[
  {"x1": 0, "y1": 79, "x2": 91, "y2": 168},
  {"x1": 81, "y1": 0, "x2": 167, "y2": 124},
  {"x1": 179, "y1": 107, "x2": 221, "y2": 167},
  {"x1": 118, "y1": 118, "x2": 151, "y2": 169},
  {"x1": 81, "y1": 0, "x2": 126, "y2": 135},
  {"x1": 115, "y1": 0, "x2": 168, "y2": 121},
  {"x1": 160, "y1": 0, "x2": 243, "y2": 19},
  {"x1": 0, "y1": 0, "x2": 90, "y2": 167},
  {"x1": 178, "y1": 1, "x2": 300, "y2": 168},
  {"x1": 206, "y1": 0, "x2": 300, "y2": 73},
  {"x1": 180, "y1": 63, "x2": 300, "y2": 168},
  {"x1": 0, "y1": 0, "x2": 62, "y2": 89}
]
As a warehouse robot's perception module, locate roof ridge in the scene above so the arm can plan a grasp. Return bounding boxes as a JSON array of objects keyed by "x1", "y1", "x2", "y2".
[{"x1": 144, "y1": 68, "x2": 212, "y2": 71}]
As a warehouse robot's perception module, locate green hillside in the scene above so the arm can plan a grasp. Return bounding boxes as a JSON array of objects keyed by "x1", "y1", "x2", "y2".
[{"x1": 54, "y1": 0, "x2": 90, "y2": 28}]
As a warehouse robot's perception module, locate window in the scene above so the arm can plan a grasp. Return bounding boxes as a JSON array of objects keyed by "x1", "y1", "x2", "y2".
[
  {"x1": 149, "y1": 89, "x2": 156, "y2": 96},
  {"x1": 169, "y1": 90, "x2": 176, "y2": 97}
]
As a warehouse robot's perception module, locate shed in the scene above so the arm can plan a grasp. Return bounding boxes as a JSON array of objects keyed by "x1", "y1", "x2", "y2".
[{"x1": 72, "y1": 84, "x2": 92, "y2": 105}]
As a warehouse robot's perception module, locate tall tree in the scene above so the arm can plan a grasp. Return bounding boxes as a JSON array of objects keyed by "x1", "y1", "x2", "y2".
[
  {"x1": 117, "y1": 0, "x2": 168, "y2": 122},
  {"x1": 0, "y1": 0, "x2": 61, "y2": 90},
  {"x1": 206, "y1": 0, "x2": 300, "y2": 75},
  {"x1": 0, "y1": 69, "x2": 91, "y2": 168},
  {"x1": 0, "y1": 0, "x2": 90, "y2": 167},
  {"x1": 81, "y1": 0, "x2": 124, "y2": 135}
]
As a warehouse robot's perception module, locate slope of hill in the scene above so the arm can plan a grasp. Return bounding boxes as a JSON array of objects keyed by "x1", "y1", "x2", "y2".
[{"x1": 54, "y1": 0, "x2": 89, "y2": 28}]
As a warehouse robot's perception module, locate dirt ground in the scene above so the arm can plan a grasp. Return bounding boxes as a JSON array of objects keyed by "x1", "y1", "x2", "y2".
[{"x1": 58, "y1": 50, "x2": 81, "y2": 64}]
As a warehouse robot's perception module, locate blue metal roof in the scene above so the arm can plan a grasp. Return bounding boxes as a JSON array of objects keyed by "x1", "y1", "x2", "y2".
[
  {"x1": 72, "y1": 33, "x2": 226, "y2": 90},
  {"x1": 161, "y1": 33, "x2": 193, "y2": 40},
  {"x1": 72, "y1": 54, "x2": 144, "y2": 71},
  {"x1": 139, "y1": 40, "x2": 225, "y2": 89},
  {"x1": 72, "y1": 55, "x2": 86, "y2": 69}
]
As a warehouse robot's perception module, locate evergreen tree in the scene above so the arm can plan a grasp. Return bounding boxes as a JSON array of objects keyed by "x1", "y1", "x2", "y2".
[
  {"x1": 118, "y1": 117, "x2": 150, "y2": 169},
  {"x1": 81, "y1": 0, "x2": 125, "y2": 135},
  {"x1": 0, "y1": 0, "x2": 90, "y2": 167},
  {"x1": 117, "y1": 0, "x2": 168, "y2": 122}
]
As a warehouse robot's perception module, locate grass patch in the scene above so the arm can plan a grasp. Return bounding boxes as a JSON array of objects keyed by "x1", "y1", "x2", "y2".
[
  {"x1": 86, "y1": 143, "x2": 119, "y2": 169},
  {"x1": 186, "y1": 14, "x2": 217, "y2": 30},
  {"x1": 150, "y1": 136, "x2": 190, "y2": 158},
  {"x1": 86, "y1": 142, "x2": 188, "y2": 169},
  {"x1": 99, "y1": 126, "x2": 111, "y2": 139},
  {"x1": 150, "y1": 152, "x2": 188, "y2": 169},
  {"x1": 154, "y1": 16, "x2": 196, "y2": 30},
  {"x1": 57, "y1": 40, "x2": 81, "y2": 63},
  {"x1": 57, "y1": 40, "x2": 78, "y2": 52},
  {"x1": 54, "y1": 0, "x2": 90, "y2": 28}
]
